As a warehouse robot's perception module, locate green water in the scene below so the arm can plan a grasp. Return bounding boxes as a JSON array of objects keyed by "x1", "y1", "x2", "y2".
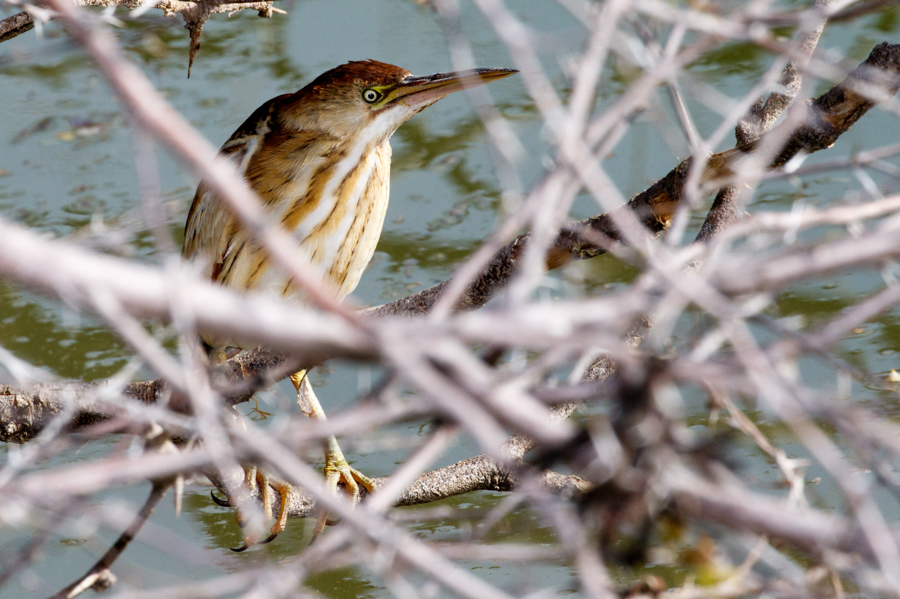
[{"x1": 1, "y1": 0, "x2": 900, "y2": 596}]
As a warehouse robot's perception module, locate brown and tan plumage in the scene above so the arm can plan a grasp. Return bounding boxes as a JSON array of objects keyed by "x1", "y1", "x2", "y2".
[{"x1": 182, "y1": 60, "x2": 516, "y2": 548}]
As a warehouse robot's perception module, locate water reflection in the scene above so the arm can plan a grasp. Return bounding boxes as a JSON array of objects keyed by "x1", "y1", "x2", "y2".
[{"x1": 0, "y1": 283, "x2": 128, "y2": 380}]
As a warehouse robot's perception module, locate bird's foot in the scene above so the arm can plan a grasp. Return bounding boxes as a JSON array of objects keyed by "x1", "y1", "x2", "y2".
[
  {"x1": 211, "y1": 467, "x2": 292, "y2": 552},
  {"x1": 310, "y1": 451, "x2": 376, "y2": 542}
]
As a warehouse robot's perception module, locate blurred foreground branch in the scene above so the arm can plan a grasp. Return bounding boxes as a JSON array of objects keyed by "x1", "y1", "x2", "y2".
[
  {"x1": 4, "y1": 1, "x2": 900, "y2": 596},
  {"x1": 3, "y1": 41, "x2": 898, "y2": 443}
]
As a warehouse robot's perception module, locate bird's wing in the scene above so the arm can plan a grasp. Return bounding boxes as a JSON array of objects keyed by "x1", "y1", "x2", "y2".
[{"x1": 181, "y1": 95, "x2": 292, "y2": 280}]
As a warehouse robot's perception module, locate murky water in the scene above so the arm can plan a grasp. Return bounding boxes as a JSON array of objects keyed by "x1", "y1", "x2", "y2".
[{"x1": 2, "y1": 0, "x2": 899, "y2": 596}]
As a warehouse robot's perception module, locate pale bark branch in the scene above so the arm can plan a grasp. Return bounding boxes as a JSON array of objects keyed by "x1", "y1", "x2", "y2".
[{"x1": 4, "y1": 1, "x2": 900, "y2": 596}]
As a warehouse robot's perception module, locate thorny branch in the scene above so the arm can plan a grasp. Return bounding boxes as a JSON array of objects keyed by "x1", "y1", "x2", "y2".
[
  {"x1": 0, "y1": 0, "x2": 284, "y2": 73},
  {"x1": 3, "y1": 42, "x2": 899, "y2": 439}
]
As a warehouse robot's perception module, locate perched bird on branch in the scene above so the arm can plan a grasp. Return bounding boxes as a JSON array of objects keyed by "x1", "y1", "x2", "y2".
[{"x1": 182, "y1": 59, "x2": 516, "y2": 549}]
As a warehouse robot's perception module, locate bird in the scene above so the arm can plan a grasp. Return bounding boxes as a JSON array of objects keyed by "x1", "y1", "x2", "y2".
[{"x1": 182, "y1": 59, "x2": 516, "y2": 549}]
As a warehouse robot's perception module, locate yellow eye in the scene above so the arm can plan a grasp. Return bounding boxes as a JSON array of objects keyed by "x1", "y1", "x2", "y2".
[{"x1": 362, "y1": 88, "x2": 381, "y2": 104}]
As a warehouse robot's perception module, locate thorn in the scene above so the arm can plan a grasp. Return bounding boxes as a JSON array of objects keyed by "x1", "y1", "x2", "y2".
[{"x1": 184, "y1": 14, "x2": 206, "y2": 78}]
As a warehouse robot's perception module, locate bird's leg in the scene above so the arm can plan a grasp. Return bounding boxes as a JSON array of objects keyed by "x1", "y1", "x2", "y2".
[{"x1": 290, "y1": 370, "x2": 376, "y2": 540}]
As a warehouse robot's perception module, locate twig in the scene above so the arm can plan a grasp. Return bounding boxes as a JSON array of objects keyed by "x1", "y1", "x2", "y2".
[{"x1": 48, "y1": 481, "x2": 172, "y2": 599}]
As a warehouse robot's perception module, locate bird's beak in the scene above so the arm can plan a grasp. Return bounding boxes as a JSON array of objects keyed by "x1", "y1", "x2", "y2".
[{"x1": 388, "y1": 67, "x2": 518, "y2": 107}]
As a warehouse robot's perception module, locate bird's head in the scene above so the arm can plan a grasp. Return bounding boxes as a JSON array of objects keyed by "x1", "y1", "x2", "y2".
[{"x1": 280, "y1": 60, "x2": 517, "y2": 142}]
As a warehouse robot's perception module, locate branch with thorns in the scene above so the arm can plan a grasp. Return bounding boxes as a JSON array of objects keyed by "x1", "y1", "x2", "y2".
[{"x1": 0, "y1": 0, "x2": 285, "y2": 74}]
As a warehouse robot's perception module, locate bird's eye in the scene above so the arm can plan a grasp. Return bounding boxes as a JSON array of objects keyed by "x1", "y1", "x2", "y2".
[{"x1": 362, "y1": 88, "x2": 382, "y2": 104}]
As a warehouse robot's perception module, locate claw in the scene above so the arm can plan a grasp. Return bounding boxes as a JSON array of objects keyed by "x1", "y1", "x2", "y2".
[
  {"x1": 210, "y1": 491, "x2": 232, "y2": 508},
  {"x1": 310, "y1": 510, "x2": 329, "y2": 544},
  {"x1": 231, "y1": 530, "x2": 264, "y2": 552}
]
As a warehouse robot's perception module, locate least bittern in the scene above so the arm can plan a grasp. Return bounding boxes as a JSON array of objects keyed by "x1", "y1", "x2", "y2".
[{"x1": 182, "y1": 60, "x2": 516, "y2": 548}]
